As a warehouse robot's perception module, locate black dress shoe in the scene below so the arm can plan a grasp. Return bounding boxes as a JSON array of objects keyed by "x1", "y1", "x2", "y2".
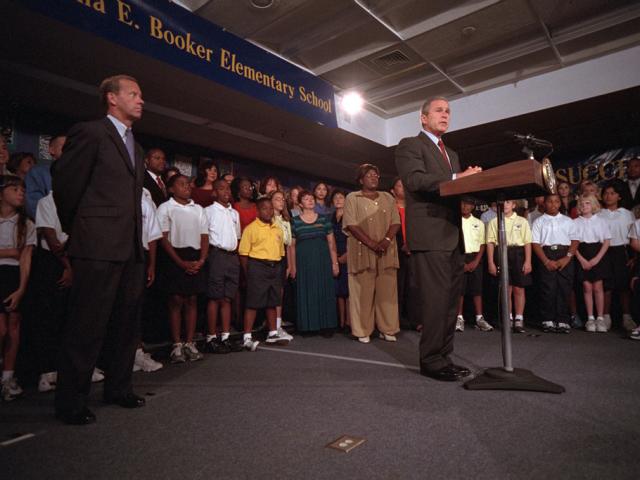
[
  {"x1": 420, "y1": 365, "x2": 463, "y2": 382},
  {"x1": 56, "y1": 407, "x2": 96, "y2": 425},
  {"x1": 104, "y1": 393, "x2": 146, "y2": 408},
  {"x1": 448, "y1": 364, "x2": 471, "y2": 376}
]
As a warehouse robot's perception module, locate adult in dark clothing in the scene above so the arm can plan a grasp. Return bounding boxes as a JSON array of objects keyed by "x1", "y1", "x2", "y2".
[
  {"x1": 53, "y1": 74, "x2": 146, "y2": 425},
  {"x1": 395, "y1": 96, "x2": 482, "y2": 382},
  {"x1": 622, "y1": 157, "x2": 640, "y2": 210},
  {"x1": 143, "y1": 148, "x2": 168, "y2": 207}
]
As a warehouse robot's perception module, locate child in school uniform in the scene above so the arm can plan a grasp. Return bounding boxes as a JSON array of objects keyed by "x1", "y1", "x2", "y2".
[
  {"x1": 487, "y1": 199, "x2": 533, "y2": 333},
  {"x1": 597, "y1": 182, "x2": 636, "y2": 332},
  {"x1": 532, "y1": 194, "x2": 579, "y2": 333},
  {"x1": 132, "y1": 188, "x2": 164, "y2": 372},
  {"x1": 0, "y1": 176, "x2": 36, "y2": 401},
  {"x1": 573, "y1": 195, "x2": 612, "y2": 332},
  {"x1": 238, "y1": 197, "x2": 289, "y2": 350},
  {"x1": 203, "y1": 179, "x2": 243, "y2": 354},
  {"x1": 629, "y1": 219, "x2": 639, "y2": 339},
  {"x1": 156, "y1": 174, "x2": 209, "y2": 363},
  {"x1": 457, "y1": 197, "x2": 492, "y2": 332}
]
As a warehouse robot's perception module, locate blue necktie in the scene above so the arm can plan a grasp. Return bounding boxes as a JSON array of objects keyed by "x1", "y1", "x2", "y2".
[{"x1": 125, "y1": 128, "x2": 135, "y2": 167}]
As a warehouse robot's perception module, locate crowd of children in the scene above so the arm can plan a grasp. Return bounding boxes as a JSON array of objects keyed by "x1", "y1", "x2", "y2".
[{"x1": 1, "y1": 134, "x2": 639, "y2": 402}]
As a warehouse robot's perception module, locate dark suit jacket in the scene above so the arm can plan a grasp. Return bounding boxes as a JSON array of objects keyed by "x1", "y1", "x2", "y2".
[
  {"x1": 395, "y1": 132, "x2": 461, "y2": 251},
  {"x1": 622, "y1": 180, "x2": 640, "y2": 210},
  {"x1": 143, "y1": 170, "x2": 167, "y2": 207},
  {"x1": 53, "y1": 117, "x2": 144, "y2": 262}
]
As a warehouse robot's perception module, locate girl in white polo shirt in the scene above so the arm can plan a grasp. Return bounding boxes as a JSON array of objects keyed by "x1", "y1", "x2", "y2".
[
  {"x1": 573, "y1": 195, "x2": 611, "y2": 332},
  {"x1": 156, "y1": 174, "x2": 209, "y2": 364},
  {"x1": 598, "y1": 182, "x2": 636, "y2": 332}
]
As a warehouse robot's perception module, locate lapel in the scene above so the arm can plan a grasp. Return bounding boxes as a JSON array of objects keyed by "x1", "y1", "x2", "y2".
[
  {"x1": 418, "y1": 131, "x2": 450, "y2": 175},
  {"x1": 102, "y1": 117, "x2": 135, "y2": 176}
]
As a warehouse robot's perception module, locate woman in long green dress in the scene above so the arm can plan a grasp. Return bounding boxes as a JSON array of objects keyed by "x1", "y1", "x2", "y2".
[{"x1": 290, "y1": 190, "x2": 339, "y2": 333}]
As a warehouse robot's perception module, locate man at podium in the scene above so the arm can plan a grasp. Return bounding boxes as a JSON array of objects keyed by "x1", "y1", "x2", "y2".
[{"x1": 395, "y1": 96, "x2": 482, "y2": 382}]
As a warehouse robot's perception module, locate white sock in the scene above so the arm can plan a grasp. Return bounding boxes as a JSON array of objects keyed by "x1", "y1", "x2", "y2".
[
  {"x1": 475, "y1": 315, "x2": 484, "y2": 321},
  {"x1": 588, "y1": 316, "x2": 595, "y2": 321},
  {"x1": 457, "y1": 315, "x2": 464, "y2": 320},
  {"x1": 2, "y1": 370, "x2": 13, "y2": 382},
  {"x1": 515, "y1": 315, "x2": 523, "y2": 321},
  {"x1": 206, "y1": 334, "x2": 217, "y2": 343},
  {"x1": 268, "y1": 330, "x2": 278, "y2": 337},
  {"x1": 243, "y1": 333, "x2": 252, "y2": 341},
  {"x1": 276, "y1": 317, "x2": 282, "y2": 329},
  {"x1": 221, "y1": 332, "x2": 230, "y2": 341}
]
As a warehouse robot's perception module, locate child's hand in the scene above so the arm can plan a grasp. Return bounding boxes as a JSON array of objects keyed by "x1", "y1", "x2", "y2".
[
  {"x1": 57, "y1": 267, "x2": 73, "y2": 288},
  {"x1": 332, "y1": 263, "x2": 339, "y2": 277},
  {"x1": 522, "y1": 262, "x2": 532, "y2": 275},
  {"x1": 488, "y1": 263, "x2": 498, "y2": 276},
  {"x1": 4, "y1": 289, "x2": 24, "y2": 311},
  {"x1": 146, "y1": 265, "x2": 155, "y2": 287},
  {"x1": 545, "y1": 260, "x2": 558, "y2": 271}
]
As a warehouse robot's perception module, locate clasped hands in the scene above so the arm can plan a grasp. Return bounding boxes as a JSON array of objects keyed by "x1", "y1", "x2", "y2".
[{"x1": 458, "y1": 166, "x2": 483, "y2": 178}]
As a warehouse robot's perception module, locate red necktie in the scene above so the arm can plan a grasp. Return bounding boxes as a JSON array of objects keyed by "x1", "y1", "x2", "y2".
[
  {"x1": 438, "y1": 139, "x2": 452, "y2": 172},
  {"x1": 156, "y1": 176, "x2": 166, "y2": 195}
]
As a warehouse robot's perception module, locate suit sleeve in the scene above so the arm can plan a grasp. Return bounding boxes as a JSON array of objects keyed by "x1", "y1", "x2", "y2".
[
  {"x1": 52, "y1": 122, "x2": 99, "y2": 233},
  {"x1": 395, "y1": 137, "x2": 450, "y2": 195}
]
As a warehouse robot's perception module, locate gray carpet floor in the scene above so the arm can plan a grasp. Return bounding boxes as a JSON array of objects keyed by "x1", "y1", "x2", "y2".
[{"x1": 2, "y1": 328, "x2": 639, "y2": 480}]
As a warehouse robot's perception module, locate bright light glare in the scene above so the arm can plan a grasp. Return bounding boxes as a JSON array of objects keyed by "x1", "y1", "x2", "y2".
[{"x1": 341, "y1": 92, "x2": 364, "y2": 115}]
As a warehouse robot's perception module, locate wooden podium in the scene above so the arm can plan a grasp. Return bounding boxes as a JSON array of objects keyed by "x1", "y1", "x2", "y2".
[{"x1": 441, "y1": 158, "x2": 564, "y2": 393}]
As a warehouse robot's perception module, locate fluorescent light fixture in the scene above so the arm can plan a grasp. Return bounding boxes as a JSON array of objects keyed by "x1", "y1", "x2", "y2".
[{"x1": 341, "y1": 92, "x2": 364, "y2": 115}]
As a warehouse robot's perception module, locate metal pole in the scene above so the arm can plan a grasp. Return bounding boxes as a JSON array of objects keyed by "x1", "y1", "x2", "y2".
[{"x1": 497, "y1": 197, "x2": 514, "y2": 372}]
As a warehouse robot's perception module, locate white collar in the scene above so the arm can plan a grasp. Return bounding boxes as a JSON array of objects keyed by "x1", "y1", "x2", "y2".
[
  {"x1": 107, "y1": 114, "x2": 129, "y2": 139},
  {"x1": 421, "y1": 129, "x2": 441, "y2": 147},
  {"x1": 169, "y1": 197, "x2": 195, "y2": 208}
]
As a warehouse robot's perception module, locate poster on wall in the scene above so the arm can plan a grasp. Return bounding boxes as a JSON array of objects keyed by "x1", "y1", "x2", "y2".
[{"x1": 173, "y1": 154, "x2": 195, "y2": 177}]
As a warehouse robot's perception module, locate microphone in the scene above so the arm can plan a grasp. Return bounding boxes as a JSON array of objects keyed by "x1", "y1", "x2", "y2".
[{"x1": 505, "y1": 131, "x2": 552, "y2": 147}]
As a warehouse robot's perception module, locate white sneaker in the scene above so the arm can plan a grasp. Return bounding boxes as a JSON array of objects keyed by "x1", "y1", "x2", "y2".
[
  {"x1": 455, "y1": 316, "x2": 465, "y2": 332},
  {"x1": 603, "y1": 314, "x2": 612, "y2": 331},
  {"x1": 38, "y1": 374, "x2": 56, "y2": 393},
  {"x1": 595, "y1": 317, "x2": 607, "y2": 333},
  {"x1": 585, "y1": 317, "x2": 596, "y2": 333},
  {"x1": 266, "y1": 332, "x2": 290, "y2": 345},
  {"x1": 475, "y1": 317, "x2": 494, "y2": 332},
  {"x1": 622, "y1": 315, "x2": 638, "y2": 332},
  {"x1": 134, "y1": 349, "x2": 163, "y2": 372},
  {"x1": 91, "y1": 368, "x2": 105, "y2": 383},
  {"x1": 242, "y1": 338, "x2": 259, "y2": 351},
  {"x1": 630, "y1": 327, "x2": 640, "y2": 340},
  {"x1": 183, "y1": 342, "x2": 204, "y2": 361},
  {"x1": 277, "y1": 327, "x2": 293, "y2": 341},
  {"x1": 378, "y1": 333, "x2": 397, "y2": 342},
  {"x1": 170, "y1": 343, "x2": 186, "y2": 363},
  {"x1": 358, "y1": 336, "x2": 370, "y2": 344},
  {"x1": 1, "y1": 377, "x2": 23, "y2": 402}
]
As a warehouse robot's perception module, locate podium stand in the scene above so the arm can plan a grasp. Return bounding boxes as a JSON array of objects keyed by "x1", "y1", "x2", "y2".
[{"x1": 440, "y1": 159, "x2": 565, "y2": 393}]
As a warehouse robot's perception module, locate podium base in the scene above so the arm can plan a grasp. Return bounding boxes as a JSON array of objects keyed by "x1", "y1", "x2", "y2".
[{"x1": 464, "y1": 367, "x2": 565, "y2": 394}]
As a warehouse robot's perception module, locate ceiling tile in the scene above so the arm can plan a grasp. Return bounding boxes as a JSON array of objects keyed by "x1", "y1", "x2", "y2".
[{"x1": 374, "y1": 81, "x2": 460, "y2": 114}]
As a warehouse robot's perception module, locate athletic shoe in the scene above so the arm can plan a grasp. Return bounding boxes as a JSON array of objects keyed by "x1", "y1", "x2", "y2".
[
  {"x1": 595, "y1": 317, "x2": 607, "y2": 333},
  {"x1": 265, "y1": 332, "x2": 290, "y2": 345},
  {"x1": 91, "y1": 368, "x2": 105, "y2": 383},
  {"x1": 1, "y1": 377, "x2": 23, "y2": 402},
  {"x1": 622, "y1": 315, "x2": 638, "y2": 333},
  {"x1": 242, "y1": 338, "x2": 259, "y2": 351},
  {"x1": 205, "y1": 338, "x2": 231, "y2": 354},
  {"x1": 378, "y1": 333, "x2": 397, "y2": 342},
  {"x1": 183, "y1": 342, "x2": 204, "y2": 361},
  {"x1": 455, "y1": 316, "x2": 465, "y2": 332},
  {"x1": 134, "y1": 349, "x2": 163, "y2": 372},
  {"x1": 630, "y1": 327, "x2": 640, "y2": 340},
  {"x1": 170, "y1": 343, "x2": 186, "y2": 363},
  {"x1": 541, "y1": 321, "x2": 556, "y2": 333},
  {"x1": 512, "y1": 319, "x2": 525, "y2": 334},
  {"x1": 358, "y1": 336, "x2": 370, "y2": 344},
  {"x1": 603, "y1": 314, "x2": 612, "y2": 331},
  {"x1": 475, "y1": 317, "x2": 494, "y2": 332},
  {"x1": 570, "y1": 314, "x2": 583, "y2": 329},
  {"x1": 585, "y1": 318, "x2": 596, "y2": 333},
  {"x1": 556, "y1": 322, "x2": 571, "y2": 334},
  {"x1": 277, "y1": 328, "x2": 293, "y2": 341},
  {"x1": 38, "y1": 374, "x2": 56, "y2": 393}
]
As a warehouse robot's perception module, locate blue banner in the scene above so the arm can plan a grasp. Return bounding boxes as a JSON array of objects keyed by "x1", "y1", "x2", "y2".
[
  {"x1": 553, "y1": 146, "x2": 639, "y2": 186},
  {"x1": 21, "y1": 0, "x2": 337, "y2": 128}
]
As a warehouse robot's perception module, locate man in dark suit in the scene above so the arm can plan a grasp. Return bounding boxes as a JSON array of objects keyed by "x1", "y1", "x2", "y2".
[
  {"x1": 622, "y1": 156, "x2": 640, "y2": 211},
  {"x1": 53, "y1": 74, "x2": 146, "y2": 424},
  {"x1": 395, "y1": 96, "x2": 482, "y2": 382},
  {"x1": 143, "y1": 148, "x2": 168, "y2": 207}
]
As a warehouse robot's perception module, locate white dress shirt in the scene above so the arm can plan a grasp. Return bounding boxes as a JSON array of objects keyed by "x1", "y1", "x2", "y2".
[
  {"x1": 0, "y1": 214, "x2": 36, "y2": 266},
  {"x1": 531, "y1": 213, "x2": 576, "y2": 246},
  {"x1": 156, "y1": 198, "x2": 209, "y2": 250},
  {"x1": 204, "y1": 201, "x2": 241, "y2": 251},
  {"x1": 597, "y1": 208, "x2": 635, "y2": 246},
  {"x1": 141, "y1": 188, "x2": 162, "y2": 250},
  {"x1": 629, "y1": 219, "x2": 640, "y2": 240},
  {"x1": 35, "y1": 191, "x2": 68, "y2": 251},
  {"x1": 528, "y1": 208, "x2": 544, "y2": 227},
  {"x1": 572, "y1": 215, "x2": 611, "y2": 244},
  {"x1": 480, "y1": 208, "x2": 497, "y2": 225}
]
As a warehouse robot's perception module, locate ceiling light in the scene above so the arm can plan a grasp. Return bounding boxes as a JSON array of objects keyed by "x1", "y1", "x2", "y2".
[
  {"x1": 341, "y1": 92, "x2": 364, "y2": 115},
  {"x1": 249, "y1": 0, "x2": 275, "y2": 9},
  {"x1": 461, "y1": 26, "x2": 476, "y2": 37}
]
